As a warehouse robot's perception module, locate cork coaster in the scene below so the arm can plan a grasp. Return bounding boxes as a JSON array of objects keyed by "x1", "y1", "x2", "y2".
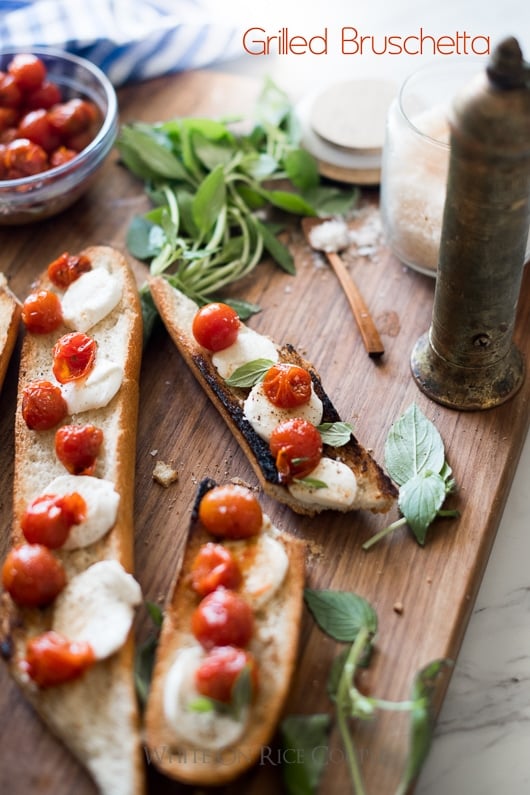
[{"x1": 309, "y1": 79, "x2": 397, "y2": 153}]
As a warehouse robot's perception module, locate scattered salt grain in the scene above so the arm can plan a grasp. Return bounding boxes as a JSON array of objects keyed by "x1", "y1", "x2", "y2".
[{"x1": 309, "y1": 218, "x2": 350, "y2": 253}]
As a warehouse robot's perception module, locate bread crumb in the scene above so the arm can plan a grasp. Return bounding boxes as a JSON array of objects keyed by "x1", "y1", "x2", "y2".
[
  {"x1": 393, "y1": 601, "x2": 404, "y2": 615},
  {"x1": 152, "y1": 460, "x2": 179, "y2": 488},
  {"x1": 149, "y1": 449, "x2": 158, "y2": 457}
]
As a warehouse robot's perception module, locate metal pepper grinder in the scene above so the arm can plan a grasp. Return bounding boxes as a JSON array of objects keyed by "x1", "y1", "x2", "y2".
[{"x1": 411, "y1": 37, "x2": 530, "y2": 410}]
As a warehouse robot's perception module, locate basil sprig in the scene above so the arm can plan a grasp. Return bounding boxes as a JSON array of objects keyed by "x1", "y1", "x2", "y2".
[
  {"x1": 117, "y1": 78, "x2": 358, "y2": 310},
  {"x1": 363, "y1": 404, "x2": 458, "y2": 549},
  {"x1": 280, "y1": 589, "x2": 450, "y2": 795}
]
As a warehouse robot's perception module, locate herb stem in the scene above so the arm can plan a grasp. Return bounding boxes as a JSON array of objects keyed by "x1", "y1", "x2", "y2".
[
  {"x1": 336, "y1": 626, "x2": 371, "y2": 795},
  {"x1": 362, "y1": 517, "x2": 408, "y2": 551}
]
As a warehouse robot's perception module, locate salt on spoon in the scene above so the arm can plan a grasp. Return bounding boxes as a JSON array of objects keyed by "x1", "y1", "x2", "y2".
[{"x1": 302, "y1": 216, "x2": 385, "y2": 357}]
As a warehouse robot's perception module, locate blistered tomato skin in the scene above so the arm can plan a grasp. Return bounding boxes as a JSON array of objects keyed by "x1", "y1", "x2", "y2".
[
  {"x1": 21, "y1": 492, "x2": 86, "y2": 549},
  {"x1": 3, "y1": 137, "x2": 48, "y2": 178},
  {"x1": 21, "y1": 290, "x2": 63, "y2": 334},
  {"x1": 192, "y1": 303, "x2": 240, "y2": 352},
  {"x1": 8, "y1": 54, "x2": 47, "y2": 92},
  {"x1": 1, "y1": 544, "x2": 66, "y2": 607},
  {"x1": 55, "y1": 424, "x2": 104, "y2": 475},
  {"x1": 198, "y1": 484, "x2": 263, "y2": 539},
  {"x1": 191, "y1": 589, "x2": 254, "y2": 650},
  {"x1": 195, "y1": 645, "x2": 258, "y2": 704},
  {"x1": 269, "y1": 417, "x2": 323, "y2": 483},
  {"x1": 21, "y1": 380, "x2": 68, "y2": 430},
  {"x1": 262, "y1": 363, "x2": 312, "y2": 409},
  {"x1": 47, "y1": 251, "x2": 92, "y2": 288},
  {"x1": 23, "y1": 631, "x2": 95, "y2": 688},
  {"x1": 52, "y1": 331, "x2": 97, "y2": 384},
  {"x1": 190, "y1": 543, "x2": 242, "y2": 597},
  {"x1": 18, "y1": 109, "x2": 61, "y2": 153}
]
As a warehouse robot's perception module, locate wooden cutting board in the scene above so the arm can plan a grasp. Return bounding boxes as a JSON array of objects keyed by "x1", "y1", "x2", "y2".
[{"x1": 1, "y1": 69, "x2": 530, "y2": 795}]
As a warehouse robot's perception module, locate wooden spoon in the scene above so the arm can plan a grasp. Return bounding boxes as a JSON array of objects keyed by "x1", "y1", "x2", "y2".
[{"x1": 302, "y1": 216, "x2": 385, "y2": 358}]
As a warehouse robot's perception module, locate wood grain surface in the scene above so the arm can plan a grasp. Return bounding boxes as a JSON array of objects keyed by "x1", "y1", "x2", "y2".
[{"x1": 1, "y1": 69, "x2": 530, "y2": 795}]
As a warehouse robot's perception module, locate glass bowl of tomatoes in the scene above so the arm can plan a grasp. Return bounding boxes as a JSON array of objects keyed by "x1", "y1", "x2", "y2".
[{"x1": 0, "y1": 48, "x2": 118, "y2": 224}]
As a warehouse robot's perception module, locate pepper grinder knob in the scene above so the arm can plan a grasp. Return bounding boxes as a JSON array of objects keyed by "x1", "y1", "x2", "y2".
[{"x1": 411, "y1": 37, "x2": 530, "y2": 410}]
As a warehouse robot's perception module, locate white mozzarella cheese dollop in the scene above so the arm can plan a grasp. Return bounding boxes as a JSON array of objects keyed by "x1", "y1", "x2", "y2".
[
  {"x1": 52, "y1": 560, "x2": 142, "y2": 660},
  {"x1": 211, "y1": 325, "x2": 279, "y2": 380},
  {"x1": 40, "y1": 474, "x2": 119, "y2": 549},
  {"x1": 288, "y1": 457, "x2": 358, "y2": 510},
  {"x1": 61, "y1": 357, "x2": 123, "y2": 415},
  {"x1": 243, "y1": 381, "x2": 323, "y2": 442},
  {"x1": 226, "y1": 519, "x2": 289, "y2": 610},
  {"x1": 61, "y1": 267, "x2": 122, "y2": 332},
  {"x1": 163, "y1": 646, "x2": 247, "y2": 750}
]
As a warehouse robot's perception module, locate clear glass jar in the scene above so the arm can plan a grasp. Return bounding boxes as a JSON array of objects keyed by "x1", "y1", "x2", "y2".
[{"x1": 379, "y1": 58, "x2": 530, "y2": 277}]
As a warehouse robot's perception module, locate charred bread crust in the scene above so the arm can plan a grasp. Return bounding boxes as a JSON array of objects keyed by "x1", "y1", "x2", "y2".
[
  {"x1": 0, "y1": 247, "x2": 145, "y2": 795},
  {"x1": 0, "y1": 273, "x2": 21, "y2": 393},
  {"x1": 149, "y1": 276, "x2": 397, "y2": 516},
  {"x1": 145, "y1": 478, "x2": 306, "y2": 786}
]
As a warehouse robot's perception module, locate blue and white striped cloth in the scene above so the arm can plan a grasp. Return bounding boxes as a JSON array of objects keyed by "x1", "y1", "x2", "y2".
[{"x1": 0, "y1": 0, "x2": 242, "y2": 85}]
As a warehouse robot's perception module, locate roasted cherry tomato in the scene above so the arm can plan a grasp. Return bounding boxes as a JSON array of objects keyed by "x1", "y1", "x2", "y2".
[
  {"x1": 3, "y1": 137, "x2": 48, "y2": 178},
  {"x1": 47, "y1": 98, "x2": 96, "y2": 138},
  {"x1": 0, "y1": 106, "x2": 18, "y2": 132},
  {"x1": 198, "y1": 484, "x2": 263, "y2": 539},
  {"x1": 1, "y1": 544, "x2": 66, "y2": 607},
  {"x1": 269, "y1": 417, "x2": 323, "y2": 483},
  {"x1": 23, "y1": 631, "x2": 95, "y2": 688},
  {"x1": 190, "y1": 542, "x2": 242, "y2": 597},
  {"x1": 55, "y1": 424, "x2": 103, "y2": 475},
  {"x1": 191, "y1": 588, "x2": 254, "y2": 650},
  {"x1": 17, "y1": 108, "x2": 61, "y2": 153},
  {"x1": 52, "y1": 331, "x2": 96, "y2": 384},
  {"x1": 262, "y1": 363, "x2": 312, "y2": 409},
  {"x1": 21, "y1": 492, "x2": 86, "y2": 549},
  {"x1": 47, "y1": 251, "x2": 92, "y2": 288},
  {"x1": 21, "y1": 379, "x2": 68, "y2": 430},
  {"x1": 0, "y1": 72, "x2": 23, "y2": 108},
  {"x1": 192, "y1": 302, "x2": 240, "y2": 352},
  {"x1": 50, "y1": 145, "x2": 77, "y2": 168},
  {"x1": 7, "y1": 53, "x2": 46, "y2": 92},
  {"x1": 21, "y1": 289, "x2": 63, "y2": 334},
  {"x1": 24, "y1": 80, "x2": 62, "y2": 111},
  {"x1": 195, "y1": 645, "x2": 258, "y2": 704}
]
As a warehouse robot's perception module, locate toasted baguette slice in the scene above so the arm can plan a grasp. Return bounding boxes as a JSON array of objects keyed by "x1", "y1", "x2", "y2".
[
  {"x1": 145, "y1": 477, "x2": 306, "y2": 785},
  {"x1": 0, "y1": 273, "x2": 21, "y2": 392},
  {"x1": 149, "y1": 276, "x2": 397, "y2": 516},
  {"x1": 0, "y1": 247, "x2": 145, "y2": 795}
]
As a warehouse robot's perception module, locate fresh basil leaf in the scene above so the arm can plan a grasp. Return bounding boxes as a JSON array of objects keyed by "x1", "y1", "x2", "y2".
[
  {"x1": 225, "y1": 358, "x2": 276, "y2": 387},
  {"x1": 265, "y1": 189, "x2": 318, "y2": 216},
  {"x1": 284, "y1": 148, "x2": 320, "y2": 190},
  {"x1": 396, "y1": 660, "x2": 452, "y2": 795},
  {"x1": 222, "y1": 298, "x2": 261, "y2": 320},
  {"x1": 175, "y1": 189, "x2": 198, "y2": 238},
  {"x1": 134, "y1": 634, "x2": 158, "y2": 707},
  {"x1": 118, "y1": 126, "x2": 192, "y2": 181},
  {"x1": 192, "y1": 131, "x2": 236, "y2": 171},
  {"x1": 145, "y1": 600, "x2": 163, "y2": 628},
  {"x1": 318, "y1": 421, "x2": 354, "y2": 447},
  {"x1": 293, "y1": 477, "x2": 327, "y2": 489},
  {"x1": 256, "y1": 76, "x2": 292, "y2": 128},
  {"x1": 253, "y1": 217, "x2": 296, "y2": 274},
  {"x1": 188, "y1": 696, "x2": 216, "y2": 713},
  {"x1": 241, "y1": 152, "x2": 279, "y2": 180},
  {"x1": 234, "y1": 183, "x2": 268, "y2": 210},
  {"x1": 126, "y1": 216, "x2": 160, "y2": 260},
  {"x1": 385, "y1": 403, "x2": 445, "y2": 486},
  {"x1": 280, "y1": 714, "x2": 331, "y2": 795},
  {"x1": 304, "y1": 590, "x2": 378, "y2": 643},
  {"x1": 398, "y1": 471, "x2": 447, "y2": 545},
  {"x1": 302, "y1": 185, "x2": 361, "y2": 216},
  {"x1": 192, "y1": 164, "x2": 226, "y2": 236}
]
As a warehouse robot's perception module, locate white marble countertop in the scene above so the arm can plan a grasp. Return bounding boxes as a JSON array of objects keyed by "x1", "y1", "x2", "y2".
[{"x1": 210, "y1": 1, "x2": 530, "y2": 792}]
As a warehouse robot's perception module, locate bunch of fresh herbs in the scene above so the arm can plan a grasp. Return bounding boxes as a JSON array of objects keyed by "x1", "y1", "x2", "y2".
[
  {"x1": 116, "y1": 78, "x2": 358, "y2": 316},
  {"x1": 281, "y1": 589, "x2": 450, "y2": 795},
  {"x1": 363, "y1": 403, "x2": 458, "y2": 550}
]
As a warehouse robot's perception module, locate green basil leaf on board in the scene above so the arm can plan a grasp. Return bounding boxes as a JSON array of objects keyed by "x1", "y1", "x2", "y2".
[
  {"x1": 280, "y1": 714, "x2": 331, "y2": 795},
  {"x1": 318, "y1": 421, "x2": 354, "y2": 447},
  {"x1": 304, "y1": 589, "x2": 378, "y2": 643}
]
